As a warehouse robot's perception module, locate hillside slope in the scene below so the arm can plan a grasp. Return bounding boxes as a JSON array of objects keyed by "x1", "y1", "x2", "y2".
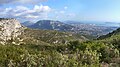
[
  {"x1": 98, "y1": 28, "x2": 120, "y2": 39},
  {"x1": 19, "y1": 28, "x2": 87, "y2": 45},
  {"x1": 0, "y1": 18, "x2": 119, "y2": 67},
  {"x1": 98, "y1": 28, "x2": 120, "y2": 51}
]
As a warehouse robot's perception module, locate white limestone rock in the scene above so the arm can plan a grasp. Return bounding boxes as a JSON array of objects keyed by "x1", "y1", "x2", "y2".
[{"x1": 0, "y1": 18, "x2": 23, "y2": 44}]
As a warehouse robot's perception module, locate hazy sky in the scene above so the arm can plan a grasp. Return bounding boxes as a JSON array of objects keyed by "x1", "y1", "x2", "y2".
[{"x1": 0, "y1": 0, "x2": 120, "y2": 22}]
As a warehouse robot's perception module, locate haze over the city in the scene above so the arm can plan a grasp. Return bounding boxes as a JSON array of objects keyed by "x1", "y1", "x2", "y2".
[{"x1": 0, "y1": 0, "x2": 120, "y2": 25}]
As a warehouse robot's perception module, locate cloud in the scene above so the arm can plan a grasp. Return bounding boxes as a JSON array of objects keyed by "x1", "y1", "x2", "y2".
[
  {"x1": 0, "y1": 4, "x2": 76, "y2": 22},
  {"x1": 59, "y1": 11, "x2": 65, "y2": 14},
  {"x1": 0, "y1": 5, "x2": 51, "y2": 21},
  {"x1": 64, "y1": 6, "x2": 68, "y2": 10},
  {"x1": 53, "y1": 9, "x2": 76, "y2": 20},
  {"x1": 67, "y1": 13, "x2": 76, "y2": 17},
  {"x1": 0, "y1": 0, "x2": 47, "y2": 4}
]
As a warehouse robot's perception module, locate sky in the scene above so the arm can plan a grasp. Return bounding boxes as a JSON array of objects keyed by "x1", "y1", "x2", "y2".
[{"x1": 0, "y1": 0, "x2": 120, "y2": 23}]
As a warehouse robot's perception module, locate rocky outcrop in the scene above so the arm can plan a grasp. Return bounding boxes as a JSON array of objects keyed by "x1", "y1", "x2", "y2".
[{"x1": 0, "y1": 18, "x2": 23, "y2": 45}]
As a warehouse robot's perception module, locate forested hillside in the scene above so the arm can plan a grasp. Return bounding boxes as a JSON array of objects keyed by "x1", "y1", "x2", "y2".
[{"x1": 0, "y1": 27, "x2": 119, "y2": 67}]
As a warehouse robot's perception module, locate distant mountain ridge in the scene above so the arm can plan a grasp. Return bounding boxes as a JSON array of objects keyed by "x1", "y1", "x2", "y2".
[
  {"x1": 28, "y1": 20, "x2": 74, "y2": 31},
  {"x1": 21, "y1": 21, "x2": 34, "y2": 26},
  {"x1": 25, "y1": 20, "x2": 117, "y2": 38}
]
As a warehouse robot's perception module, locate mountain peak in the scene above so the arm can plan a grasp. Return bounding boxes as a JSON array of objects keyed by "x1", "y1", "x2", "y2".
[
  {"x1": 36, "y1": 20, "x2": 61, "y2": 24},
  {"x1": 21, "y1": 21, "x2": 34, "y2": 26},
  {"x1": 29, "y1": 20, "x2": 74, "y2": 31}
]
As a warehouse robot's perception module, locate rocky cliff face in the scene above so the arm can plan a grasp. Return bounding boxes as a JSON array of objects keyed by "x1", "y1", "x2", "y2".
[{"x1": 0, "y1": 18, "x2": 23, "y2": 44}]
